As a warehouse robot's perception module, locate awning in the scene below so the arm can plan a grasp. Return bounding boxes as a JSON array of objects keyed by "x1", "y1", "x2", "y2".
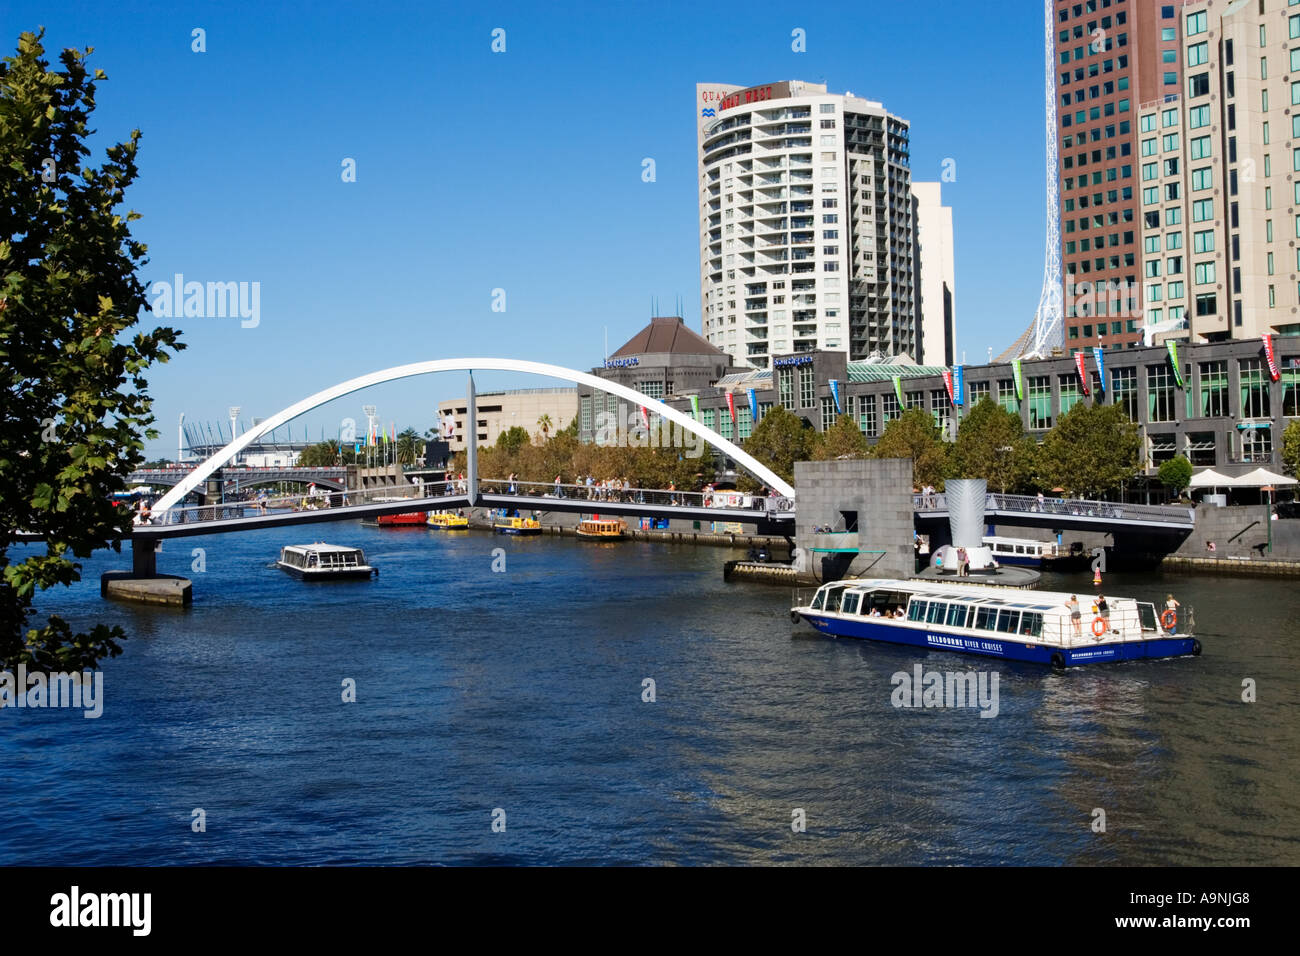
[
  {"x1": 1188, "y1": 469, "x2": 1233, "y2": 489},
  {"x1": 1234, "y1": 467, "x2": 1298, "y2": 488}
]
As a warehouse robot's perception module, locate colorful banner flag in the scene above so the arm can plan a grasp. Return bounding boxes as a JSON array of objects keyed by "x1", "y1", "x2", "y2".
[
  {"x1": 640, "y1": 406, "x2": 650, "y2": 431},
  {"x1": 1012, "y1": 358, "x2": 1024, "y2": 401},
  {"x1": 1166, "y1": 341, "x2": 1185, "y2": 388},
  {"x1": 893, "y1": 376, "x2": 904, "y2": 406},
  {"x1": 689, "y1": 395, "x2": 700, "y2": 420},
  {"x1": 747, "y1": 388, "x2": 758, "y2": 422},
  {"x1": 725, "y1": 391, "x2": 737, "y2": 424},
  {"x1": 1263, "y1": 333, "x2": 1280, "y2": 381},
  {"x1": 1092, "y1": 346, "x2": 1106, "y2": 392},
  {"x1": 1074, "y1": 351, "x2": 1090, "y2": 396},
  {"x1": 952, "y1": 365, "x2": 964, "y2": 406},
  {"x1": 828, "y1": 379, "x2": 842, "y2": 414},
  {"x1": 942, "y1": 370, "x2": 955, "y2": 406}
]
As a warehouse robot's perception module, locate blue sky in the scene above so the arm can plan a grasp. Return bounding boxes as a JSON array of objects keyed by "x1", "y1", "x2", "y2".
[{"x1": 4, "y1": 1, "x2": 1049, "y2": 458}]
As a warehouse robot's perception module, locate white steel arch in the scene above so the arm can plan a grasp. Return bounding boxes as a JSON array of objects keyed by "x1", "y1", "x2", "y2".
[{"x1": 155, "y1": 358, "x2": 796, "y2": 510}]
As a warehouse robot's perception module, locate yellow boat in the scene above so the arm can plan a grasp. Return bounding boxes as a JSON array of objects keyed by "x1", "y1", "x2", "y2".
[
  {"x1": 427, "y1": 510, "x2": 469, "y2": 530},
  {"x1": 492, "y1": 509, "x2": 542, "y2": 535},
  {"x1": 576, "y1": 518, "x2": 628, "y2": 539}
]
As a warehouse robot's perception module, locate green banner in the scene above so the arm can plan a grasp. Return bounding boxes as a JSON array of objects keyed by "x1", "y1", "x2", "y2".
[
  {"x1": 689, "y1": 395, "x2": 700, "y2": 420},
  {"x1": 1012, "y1": 358, "x2": 1024, "y2": 401},
  {"x1": 1166, "y1": 340, "x2": 1185, "y2": 387},
  {"x1": 893, "y1": 376, "x2": 904, "y2": 405}
]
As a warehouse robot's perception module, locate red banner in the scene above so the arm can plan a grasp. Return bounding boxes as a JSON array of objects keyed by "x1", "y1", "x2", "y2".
[
  {"x1": 1074, "y1": 351, "x2": 1090, "y2": 395},
  {"x1": 640, "y1": 406, "x2": 650, "y2": 430},
  {"x1": 941, "y1": 370, "x2": 955, "y2": 406},
  {"x1": 725, "y1": 391, "x2": 737, "y2": 424},
  {"x1": 1263, "y1": 334, "x2": 1280, "y2": 381}
]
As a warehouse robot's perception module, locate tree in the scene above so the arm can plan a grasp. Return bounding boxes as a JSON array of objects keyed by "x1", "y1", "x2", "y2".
[
  {"x1": 1038, "y1": 402, "x2": 1140, "y2": 498},
  {"x1": 814, "y1": 413, "x2": 870, "y2": 461},
  {"x1": 742, "y1": 405, "x2": 815, "y2": 485},
  {"x1": 1157, "y1": 454, "x2": 1193, "y2": 498},
  {"x1": 1, "y1": 30, "x2": 183, "y2": 670},
  {"x1": 872, "y1": 407, "x2": 948, "y2": 490},
  {"x1": 297, "y1": 440, "x2": 341, "y2": 467},
  {"x1": 536, "y1": 413, "x2": 553, "y2": 441},
  {"x1": 947, "y1": 398, "x2": 1038, "y2": 494},
  {"x1": 396, "y1": 426, "x2": 421, "y2": 465},
  {"x1": 495, "y1": 425, "x2": 530, "y2": 455},
  {"x1": 1283, "y1": 419, "x2": 1300, "y2": 477}
]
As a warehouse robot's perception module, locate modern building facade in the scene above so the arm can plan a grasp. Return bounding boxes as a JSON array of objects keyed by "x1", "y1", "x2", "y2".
[
  {"x1": 913, "y1": 182, "x2": 957, "y2": 366},
  {"x1": 436, "y1": 387, "x2": 577, "y2": 452},
  {"x1": 1059, "y1": 0, "x2": 1300, "y2": 350},
  {"x1": 696, "y1": 81, "x2": 952, "y2": 369},
  {"x1": 656, "y1": 339, "x2": 1299, "y2": 486}
]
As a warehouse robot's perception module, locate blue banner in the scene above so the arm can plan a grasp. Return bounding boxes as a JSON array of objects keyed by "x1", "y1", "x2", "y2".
[
  {"x1": 748, "y1": 388, "x2": 758, "y2": 422},
  {"x1": 1092, "y1": 346, "x2": 1106, "y2": 392},
  {"x1": 828, "y1": 378, "x2": 842, "y2": 414},
  {"x1": 953, "y1": 365, "x2": 964, "y2": 406}
]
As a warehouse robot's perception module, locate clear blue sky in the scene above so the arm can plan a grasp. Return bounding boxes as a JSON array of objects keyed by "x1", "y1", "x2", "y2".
[{"x1": 4, "y1": 1, "x2": 1049, "y2": 458}]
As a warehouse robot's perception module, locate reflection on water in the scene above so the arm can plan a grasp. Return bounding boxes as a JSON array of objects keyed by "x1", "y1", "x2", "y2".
[{"x1": 0, "y1": 529, "x2": 1296, "y2": 865}]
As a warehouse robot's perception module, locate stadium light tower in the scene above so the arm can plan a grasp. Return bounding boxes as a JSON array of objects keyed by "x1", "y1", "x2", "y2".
[{"x1": 227, "y1": 406, "x2": 241, "y2": 467}]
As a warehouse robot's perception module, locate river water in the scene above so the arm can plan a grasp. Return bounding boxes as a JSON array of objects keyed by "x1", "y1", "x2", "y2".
[{"x1": 2, "y1": 524, "x2": 1297, "y2": 865}]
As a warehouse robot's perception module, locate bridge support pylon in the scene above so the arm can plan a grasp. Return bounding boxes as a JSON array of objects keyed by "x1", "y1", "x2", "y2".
[{"x1": 465, "y1": 371, "x2": 479, "y2": 506}]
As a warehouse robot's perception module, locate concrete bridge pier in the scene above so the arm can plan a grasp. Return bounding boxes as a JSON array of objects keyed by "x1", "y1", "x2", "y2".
[{"x1": 100, "y1": 537, "x2": 192, "y2": 607}]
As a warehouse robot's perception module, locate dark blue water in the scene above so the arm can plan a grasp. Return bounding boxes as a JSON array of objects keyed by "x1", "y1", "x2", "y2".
[{"x1": 3, "y1": 524, "x2": 1298, "y2": 865}]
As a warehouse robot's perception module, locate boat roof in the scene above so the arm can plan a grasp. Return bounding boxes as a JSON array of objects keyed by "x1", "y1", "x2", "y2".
[
  {"x1": 819, "y1": 578, "x2": 1138, "y2": 608},
  {"x1": 282, "y1": 543, "x2": 364, "y2": 553}
]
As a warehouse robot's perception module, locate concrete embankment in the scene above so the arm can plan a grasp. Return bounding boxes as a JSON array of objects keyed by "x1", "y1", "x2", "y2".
[{"x1": 100, "y1": 572, "x2": 192, "y2": 606}]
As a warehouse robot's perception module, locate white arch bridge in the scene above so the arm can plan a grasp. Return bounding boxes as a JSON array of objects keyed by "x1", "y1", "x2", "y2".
[{"x1": 119, "y1": 358, "x2": 797, "y2": 575}]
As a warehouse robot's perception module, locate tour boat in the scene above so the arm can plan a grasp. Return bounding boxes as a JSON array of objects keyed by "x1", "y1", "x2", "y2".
[
  {"x1": 791, "y1": 578, "x2": 1200, "y2": 668},
  {"x1": 277, "y1": 544, "x2": 378, "y2": 580},
  {"x1": 981, "y1": 535, "x2": 1089, "y2": 569},
  {"x1": 576, "y1": 517, "x2": 628, "y2": 539},
  {"x1": 368, "y1": 497, "x2": 427, "y2": 526},
  {"x1": 427, "y1": 510, "x2": 469, "y2": 529},
  {"x1": 492, "y1": 509, "x2": 542, "y2": 535}
]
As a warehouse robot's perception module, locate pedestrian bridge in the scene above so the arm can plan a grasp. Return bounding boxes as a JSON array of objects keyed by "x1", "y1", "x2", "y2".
[
  {"x1": 912, "y1": 492, "x2": 1195, "y2": 533},
  {"x1": 128, "y1": 466, "x2": 348, "y2": 491},
  {"x1": 129, "y1": 478, "x2": 796, "y2": 541}
]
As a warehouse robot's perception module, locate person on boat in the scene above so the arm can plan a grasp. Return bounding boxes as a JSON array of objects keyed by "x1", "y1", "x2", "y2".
[
  {"x1": 869, "y1": 607, "x2": 882, "y2": 617},
  {"x1": 957, "y1": 547, "x2": 969, "y2": 577},
  {"x1": 1095, "y1": 594, "x2": 1111, "y2": 635},
  {"x1": 1066, "y1": 595, "x2": 1081, "y2": 637},
  {"x1": 1164, "y1": 594, "x2": 1180, "y2": 628},
  {"x1": 893, "y1": 607, "x2": 906, "y2": 619}
]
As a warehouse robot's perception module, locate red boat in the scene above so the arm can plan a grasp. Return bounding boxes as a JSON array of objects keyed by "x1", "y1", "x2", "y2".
[{"x1": 376, "y1": 511, "x2": 427, "y2": 526}]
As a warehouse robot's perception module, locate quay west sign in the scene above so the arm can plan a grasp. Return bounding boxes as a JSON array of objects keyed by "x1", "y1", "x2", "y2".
[{"x1": 604, "y1": 357, "x2": 639, "y2": 368}]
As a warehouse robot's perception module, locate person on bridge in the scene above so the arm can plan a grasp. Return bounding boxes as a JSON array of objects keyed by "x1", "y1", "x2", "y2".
[{"x1": 554, "y1": 475, "x2": 563, "y2": 497}]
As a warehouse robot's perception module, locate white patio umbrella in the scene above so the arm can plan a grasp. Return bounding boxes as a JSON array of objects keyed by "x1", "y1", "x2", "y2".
[
  {"x1": 1188, "y1": 468, "x2": 1234, "y2": 489},
  {"x1": 1234, "y1": 467, "x2": 1297, "y2": 487}
]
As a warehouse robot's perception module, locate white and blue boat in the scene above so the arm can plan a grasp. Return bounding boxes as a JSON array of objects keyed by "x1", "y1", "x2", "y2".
[{"x1": 791, "y1": 578, "x2": 1200, "y2": 668}]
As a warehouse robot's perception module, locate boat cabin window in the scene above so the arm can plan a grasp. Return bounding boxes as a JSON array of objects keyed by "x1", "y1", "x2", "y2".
[
  {"x1": 824, "y1": 588, "x2": 844, "y2": 612},
  {"x1": 1019, "y1": 612, "x2": 1044, "y2": 637},
  {"x1": 946, "y1": 604, "x2": 971, "y2": 628},
  {"x1": 925, "y1": 601, "x2": 947, "y2": 624},
  {"x1": 995, "y1": 609, "x2": 1021, "y2": 634},
  {"x1": 810, "y1": 588, "x2": 826, "y2": 611},
  {"x1": 841, "y1": 592, "x2": 861, "y2": 615},
  {"x1": 974, "y1": 606, "x2": 999, "y2": 631},
  {"x1": 1014, "y1": 545, "x2": 1026, "y2": 554},
  {"x1": 907, "y1": 600, "x2": 927, "y2": 622}
]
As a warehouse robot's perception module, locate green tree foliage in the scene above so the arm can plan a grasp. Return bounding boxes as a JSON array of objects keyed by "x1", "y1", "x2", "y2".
[
  {"x1": 395, "y1": 426, "x2": 421, "y2": 465},
  {"x1": 1037, "y1": 402, "x2": 1140, "y2": 498},
  {"x1": 947, "y1": 398, "x2": 1038, "y2": 493},
  {"x1": 1157, "y1": 454, "x2": 1193, "y2": 497},
  {"x1": 495, "y1": 425, "x2": 530, "y2": 455},
  {"x1": 740, "y1": 405, "x2": 815, "y2": 484},
  {"x1": 872, "y1": 407, "x2": 948, "y2": 490},
  {"x1": 297, "y1": 440, "x2": 343, "y2": 467},
  {"x1": 1283, "y1": 419, "x2": 1300, "y2": 478},
  {"x1": 1, "y1": 31, "x2": 183, "y2": 669},
  {"x1": 814, "y1": 413, "x2": 870, "y2": 461}
]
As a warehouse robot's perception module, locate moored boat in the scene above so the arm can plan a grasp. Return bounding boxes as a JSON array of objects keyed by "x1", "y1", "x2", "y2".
[
  {"x1": 791, "y1": 578, "x2": 1200, "y2": 668},
  {"x1": 576, "y1": 517, "x2": 628, "y2": 539},
  {"x1": 492, "y1": 508, "x2": 541, "y2": 535},
  {"x1": 277, "y1": 544, "x2": 378, "y2": 580},
  {"x1": 427, "y1": 510, "x2": 469, "y2": 529}
]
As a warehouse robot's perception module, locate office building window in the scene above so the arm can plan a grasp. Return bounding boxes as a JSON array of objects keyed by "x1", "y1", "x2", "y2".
[
  {"x1": 881, "y1": 391, "x2": 900, "y2": 425},
  {"x1": 1059, "y1": 375, "x2": 1082, "y2": 417},
  {"x1": 1282, "y1": 361, "x2": 1300, "y2": 417},
  {"x1": 799, "y1": 365, "x2": 815, "y2": 407},
  {"x1": 1240, "y1": 358, "x2": 1272, "y2": 418},
  {"x1": 858, "y1": 393, "x2": 877, "y2": 437},
  {"x1": 998, "y1": 378, "x2": 1019, "y2": 414},
  {"x1": 1027, "y1": 376, "x2": 1052, "y2": 429},
  {"x1": 1147, "y1": 364, "x2": 1176, "y2": 423},
  {"x1": 1112, "y1": 366, "x2": 1138, "y2": 420},
  {"x1": 820, "y1": 397, "x2": 837, "y2": 431},
  {"x1": 777, "y1": 368, "x2": 795, "y2": 407},
  {"x1": 737, "y1": 406, "x2": 753, "y2": 440},
  {"x1": 968, "y1": 381, "x2": 991, "y2": 408}
]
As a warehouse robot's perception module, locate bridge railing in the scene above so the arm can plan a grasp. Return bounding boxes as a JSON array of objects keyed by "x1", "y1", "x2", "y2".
[
  {"x1": 912, "y1": 492, "x2": 1194, "y2": 525},
  {"x1": 149, "y1": 481, "x2": 457, "y2": 526},
  {"x1": 482, "y1": 479, "x2": 794, "y2": 514}
]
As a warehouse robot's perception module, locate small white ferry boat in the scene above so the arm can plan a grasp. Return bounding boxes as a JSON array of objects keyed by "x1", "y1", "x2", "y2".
[
  {"x1": 792, "y1": 578, "x2": 1199, "y2": 668},
  {"x1": 277, "y1": 544, "x2": 378, "y2": 581}
]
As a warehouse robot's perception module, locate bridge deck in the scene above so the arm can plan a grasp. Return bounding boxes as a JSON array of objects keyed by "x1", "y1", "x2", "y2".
[{"x1": 913, "y1": 492, "x2": 1194, "y2": 532}]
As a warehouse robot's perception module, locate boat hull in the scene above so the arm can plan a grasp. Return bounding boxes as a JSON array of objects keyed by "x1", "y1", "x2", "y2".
[
  {"x1": 795, "y1": 611, "x2": 1199, "y2": 667},
  {"x1": 376, "y1": 512, "x2": 427, "y2": 526},
  {"x1": 277, "y1": 562, "x2": 376, "y2": 581},
  {"x1": 493, "y1": 525, "x2": 541, "y2": 535}
]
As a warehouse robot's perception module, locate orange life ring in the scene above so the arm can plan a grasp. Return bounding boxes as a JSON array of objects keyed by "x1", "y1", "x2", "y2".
[
  {"x1": 1160, "y1": 609, "x2": 1177, "y2": 631},
  {"x1": 1091, "y1": 617, "x2": 1107, "y2": 637}
]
